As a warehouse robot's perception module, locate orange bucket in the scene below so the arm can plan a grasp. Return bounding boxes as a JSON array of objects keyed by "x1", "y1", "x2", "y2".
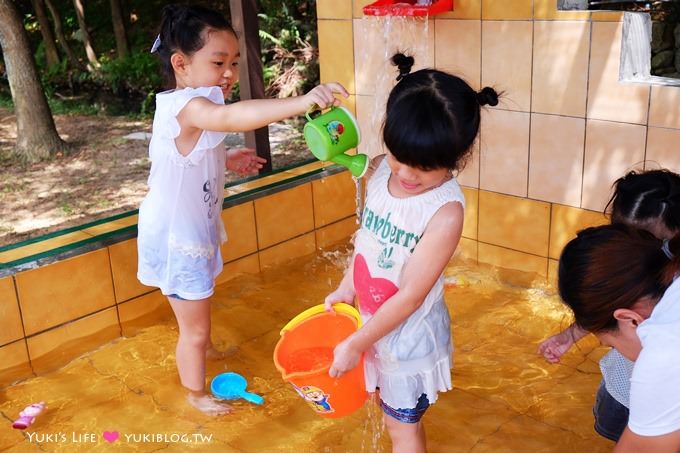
[{"x1": 273, "y1": 303, "x2": 368, "y2": 418}]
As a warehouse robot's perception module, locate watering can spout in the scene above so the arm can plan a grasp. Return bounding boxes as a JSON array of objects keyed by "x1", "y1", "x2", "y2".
[{"x1": 331, "y1": 153, "x2": 368, "y2": 178}]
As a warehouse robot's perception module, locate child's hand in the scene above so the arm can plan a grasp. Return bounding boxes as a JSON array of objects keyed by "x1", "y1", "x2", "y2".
[
  {"x1": 328, "y1": 337, "x2": 362, "y2": 379},
  {"x1": 538, "y1": 331, "x2": 576, "y2": 363},
  {"x1": 226, "y1": 147, "x2": 267, "y2": 175},
  {"x1": 324, "y1": 286, "x2": 356, "y2": 311},
  {"x1": 303, "y1": 83, "x2": 350, "y2": 111}
]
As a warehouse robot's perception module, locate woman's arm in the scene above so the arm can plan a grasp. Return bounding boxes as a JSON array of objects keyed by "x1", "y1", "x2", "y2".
[
  {"x1": 329, "y1": 201, "x2": 464, "y2": 377},
  {"x1": 614, "y1": 427, "x2": 680, "y2": 452}
]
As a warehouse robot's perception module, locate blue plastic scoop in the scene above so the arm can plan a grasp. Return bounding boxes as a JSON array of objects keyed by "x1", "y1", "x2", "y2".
[{"x1": 210, "y1": 372, "x2": 264, "y2": 405}]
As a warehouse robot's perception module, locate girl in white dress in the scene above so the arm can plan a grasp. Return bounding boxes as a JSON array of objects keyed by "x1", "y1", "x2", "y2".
[
  {"x1": 325, "y1": 53, "x2": 498, "y2": 453},
  {"x1": 137, "y1": 4, "x2": 347, "y2": 416}
]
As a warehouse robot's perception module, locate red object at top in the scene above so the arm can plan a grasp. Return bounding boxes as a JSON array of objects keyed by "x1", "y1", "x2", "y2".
[{"x1": 363, "y1": 0, "x2": 453, "y2": 17}]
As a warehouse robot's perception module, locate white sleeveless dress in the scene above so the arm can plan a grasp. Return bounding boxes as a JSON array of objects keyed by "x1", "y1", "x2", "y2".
[
  {"x1": 353, "y1": 159, "x2": 465, "y2": 409},
  {"x1": 137, "y1": 86, "x2": 228, "y2": 300}
]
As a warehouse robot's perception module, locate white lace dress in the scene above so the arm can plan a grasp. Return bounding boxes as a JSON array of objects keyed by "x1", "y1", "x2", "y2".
[
  {"x1": 353, "y1": 159, "x2": 465, "y2": 409},
  {"x1": 137, "y1": 86, "x2": 228, "y2": 300}
]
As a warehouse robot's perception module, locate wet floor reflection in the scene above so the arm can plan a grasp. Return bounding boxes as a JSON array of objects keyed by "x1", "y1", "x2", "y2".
[{"x1": 0, "y1": 245, "x2": 613, "y2": 452}]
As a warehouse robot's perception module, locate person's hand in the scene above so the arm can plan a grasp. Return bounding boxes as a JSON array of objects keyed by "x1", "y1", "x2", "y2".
[
  {"x1": 328, "y1": 337, "x2": 362, "y2": 379},
  {"x1": 303, "y1": 82, "x2": 349, "y2": 111},
  {"x1": 226, "y1": 147, "x2": 267, "y2": 175},
  {"x1": 538, "y1": 330, "x2": 576, "y2": 363},
  {"x1": 324, "y1": 286, "x2": 355, "y2": 311}
]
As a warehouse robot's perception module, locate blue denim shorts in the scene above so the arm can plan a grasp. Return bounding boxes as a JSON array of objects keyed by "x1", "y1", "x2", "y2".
[
  {"x1": 593, "y1": 381, "x2": 629, "y2": 442},
  {"x1": 167, "y1": 293, "x2": 188, "y2": 301},
  {"x1": 381, "y1": 394, "x2": 430, "y2": 424}
]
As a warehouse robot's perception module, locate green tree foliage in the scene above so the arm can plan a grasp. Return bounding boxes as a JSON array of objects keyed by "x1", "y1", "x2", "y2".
[{"x1": 0, "y1": 0, "x2": 319, "y2": 116}]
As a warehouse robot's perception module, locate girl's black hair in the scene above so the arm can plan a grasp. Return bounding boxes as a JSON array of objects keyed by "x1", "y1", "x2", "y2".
[
  {"x1": 383, "y1": 53, "x2": 499, "y2": 171},
  {"x1": 607, "y1": 169, "x2": 680, "y2": 231},
  {"x1": 155, "y1": 4, "x2": 236, "y2": 88}
]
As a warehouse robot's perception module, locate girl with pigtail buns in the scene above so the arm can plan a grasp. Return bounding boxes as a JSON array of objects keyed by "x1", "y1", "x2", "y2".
[
  {"x1": 323, "y1": 53, "x2": 498, "y2": 452},
  {"x1": 558, "y1": 223, "x2": 680, "y2": 451},
  {"x1": 136, "y1": 4, "x2": 348, "y2": 416}
]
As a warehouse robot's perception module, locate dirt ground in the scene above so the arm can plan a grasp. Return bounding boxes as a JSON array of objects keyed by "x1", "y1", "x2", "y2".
[{"x1": 0, "y1": 107, "x2": 310, "y2": 247}]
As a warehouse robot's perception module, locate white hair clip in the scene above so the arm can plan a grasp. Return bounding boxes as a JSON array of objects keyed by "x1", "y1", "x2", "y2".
[
  {"x1": 662, "y1": 238, "x2": 675, "y2": 260},
  {"x1": 150, "y1": 35, "x2": 161, "y2": 53}
]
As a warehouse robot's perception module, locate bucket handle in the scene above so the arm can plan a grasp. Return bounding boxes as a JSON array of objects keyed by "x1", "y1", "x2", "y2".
[{"x1": 280, "y1": 303, "x2": 361, "y2": 336}]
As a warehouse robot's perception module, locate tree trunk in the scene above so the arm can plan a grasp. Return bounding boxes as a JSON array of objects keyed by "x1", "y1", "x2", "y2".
[
  {"x1": 44, "y1": 0, "x2": 82, "y2": 70},
  {"x1": 109, "y1": 0, "x2": 128, "y2": 58},
  {"x1": 0, "y1": 0, "x2": 66, "y2": 162},
  {"x1": 72, "y1": 0, "x2": 99, "y2": 70},
  {"x1": 31, "y1": 0, "x2": 60, "y2": 67}
]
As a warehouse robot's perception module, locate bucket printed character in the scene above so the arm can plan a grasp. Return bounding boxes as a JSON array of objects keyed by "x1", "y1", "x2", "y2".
[
  {"x1": 294, "y1": 385, "x2": 334, "y2": 414},
  {"x1": 325, "y1": 120, "x2": 345, "y2": 145}
]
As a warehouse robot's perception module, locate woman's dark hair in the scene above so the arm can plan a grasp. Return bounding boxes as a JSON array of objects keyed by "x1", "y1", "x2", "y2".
[
  {"x1": 155, "y1": 4, "x2": 236, "y2": 88},
  {"x1": 607, "y1": 169, "x2": 680, "y2": 231},
  {"x1": 383, "y1": 53, "x2": 499, "y2": 171},
  {"x1": 558, "y1": 224, "x2": 680, "y2": 333}
]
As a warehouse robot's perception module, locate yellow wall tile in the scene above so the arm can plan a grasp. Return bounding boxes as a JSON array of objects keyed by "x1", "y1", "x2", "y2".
[
  {"x1": 438, "y1": 0, "x2": 480, "y2": 19},
  {"x1": 354, "y1": 18, "x2": 434, "y2": 96},
  {"x1": 587, "y1": 21, "x2": 649, "y2": 124},
  {"x1": 0, "y1": 276, "x2": 23, "y2": 346},
  {"x1": 313, "y1": 172, "x2": 358, "y2": 227},
  {"x1": 478, "y1": 242, "x2": 548, "y2": 277},
  {"x1": 318, "y1": 20, "x2": 355, "y2": 93},
  {"x1": 356, "y1": 94, "x2": 383, "y2": 158},
  {"x1": 27, "y1": 308, "x2": 120, "y2": 375},
  {"x1": 479, "y1": 109, "x2": 530, "y2": 197},
  {"x1": 478, "y1": 191, "x2": 551, "y2": 257},
  {"x1": 221, "y1": 202, "x2": 258, "y2": 262},
  {"x1": 259, "y1": 233, "x2": 317, "y2": 269},
  {"x1": 0, "y1": 231, "x2": 92, "y2": 264},
  {"x1": 109, "y1": 239, "x2": 153, "y2": 303},
  {"x1": 215, "y1": 254, "x2": 261, "y2": 286},
  {"x1": 482, "y1": 0, "x2": 532, "y2": 20},
  {"x1": 16, "y1": 248, "x2": 116, "y2": 336},
  {"x1": 316, "y1": 217, "x2": 358, "y2": 249},
  {"x1": 434, "y1": 19, "x2": 481, "y2": 89},
  {"x1": 482, "y1": 20, "x2": 533, "y2": 112},
  {"x1": 529, "y1": 114, "x2": 585, "y2": 207},
  {"x1": 81, "y1": 215, "x2": 138, "y2": 237},
  {"x1": 0, "y1": 340, "x2": 32, "y2": 387},
  {"x1": 455, "y1": 237, "x2": 478, "y2": 262},
  {"x1": 591, "y1": 11, "x2": 623, "y2": 22},
  {"x1": 457, "y1": 141, "x2": 480, "y2": 188},
  {"x1": 535, "y1": 0, "x2": 590, "y2": 20},
  {"x1": 549, "y1": 204, "x2": 609, "y2": 259},
  {"x1": 317, "y1": 0, "x2": 352, "y2": 19},
  {"x1": 548, "y1": 258, "x2": 559, "y2": 289},
  {"x1": 118, "y1": 290, "x2": 172, "y2": 337},
  {"x1": 645, "y1": 128, "x2": 680, "y2": 175},
  {"x1": 353, "y1": 0, "x2": 373, "y2": 18},
  {"x1": 462, "y1": 187, "x2": 478, "y2": 240},
  {"x1": 532, "y1": 21, "x2": 590, "y2": 117},
  {"x1": 255, "y1": 184, "x2": 314, "y2": 249},
  {"x1": 582, "y1": 120, "x2": 646, "y2": 211},
  {"x1": 649, "y1": 86, "x2": 680, "y2": 129}
]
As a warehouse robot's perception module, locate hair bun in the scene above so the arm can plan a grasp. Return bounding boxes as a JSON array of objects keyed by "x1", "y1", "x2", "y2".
[
  {"x1": 476, "y1": 87, "x2": 499, "y2": 106},
  {"x1": 391, "y1": 53, "x2": 415, "y2": 81}
]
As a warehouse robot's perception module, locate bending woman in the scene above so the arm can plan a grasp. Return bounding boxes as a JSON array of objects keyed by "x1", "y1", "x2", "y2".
[{"x1": 558, "y1": 223, "x2": 680, "y2": 452}]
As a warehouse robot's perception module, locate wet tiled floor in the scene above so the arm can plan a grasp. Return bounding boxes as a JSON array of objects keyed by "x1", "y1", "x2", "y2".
[{"x1": 0, "y1": 245, "x2": 613, "y2": 452}]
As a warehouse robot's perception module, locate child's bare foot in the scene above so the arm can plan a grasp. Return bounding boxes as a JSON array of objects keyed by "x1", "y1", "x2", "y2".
[
  {"x1": 205, "y1": 344, "x2": 239, "y2": 361},
  {"x1": 186, "y1": 391, "x2": 232, "y2": 416}
]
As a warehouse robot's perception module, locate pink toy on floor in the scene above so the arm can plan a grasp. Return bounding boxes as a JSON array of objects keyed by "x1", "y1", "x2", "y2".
[{"x1": 12, "y1": 402, "x2": 46, "y2": 430}]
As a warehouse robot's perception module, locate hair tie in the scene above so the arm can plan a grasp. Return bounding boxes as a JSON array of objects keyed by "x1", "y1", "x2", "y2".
[
  {"x1": 662, "y1": 238, "x2": 675, "y2": 260},
  {"x1": 150, "y1": 35, "x2": 161, "y2": 53}
]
